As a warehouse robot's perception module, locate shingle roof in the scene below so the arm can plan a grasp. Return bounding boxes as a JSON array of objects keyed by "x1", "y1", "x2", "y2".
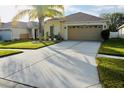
[
  {"x1": 0, "y1": 21, "x2": 38, "y2": 29},
  {"x1": 46, "y1": 12, "x2": 105, "y2": 22},
  {"x1": 46, "y1": 18, "x2": 64, "y2": 22},
  {"x1": 0, "y1": 21, "x2": 27, "y2": 28},
  {"x1": 64, "y1": 12, "x2": 104, "y2": 22}
]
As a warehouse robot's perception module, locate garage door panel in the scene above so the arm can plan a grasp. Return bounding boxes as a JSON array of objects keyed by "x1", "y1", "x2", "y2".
[
  {"x1": 0, "y1": 31, "x2": 12, "y2": 40},
  {"x1": 68, "y1": 25, "x2": 102, "y2": 40}
]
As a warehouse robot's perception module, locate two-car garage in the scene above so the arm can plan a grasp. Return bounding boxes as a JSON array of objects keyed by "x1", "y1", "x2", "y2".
[
  {"x1": 68, "y1": 25, "x2": 103, "y2": 41},
  {"x1": 44, "y1": 12, "x2": 108, "y2": 41},
  {"x1": 62, "y1": 12, "x2": 107, "y2": 41}
]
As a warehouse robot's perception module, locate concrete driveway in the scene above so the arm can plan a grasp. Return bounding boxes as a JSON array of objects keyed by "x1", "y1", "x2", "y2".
[{"x1": 0, "y1": 41, "x2": 101, "y2": 88}]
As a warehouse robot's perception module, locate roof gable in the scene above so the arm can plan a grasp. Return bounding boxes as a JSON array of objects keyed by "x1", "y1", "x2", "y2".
[
  {"x1": 0, "y1": 21, "x2": 28, "y2": 29},
  {"x1": 0, "y1": 21, "x2": 38, "y2": 29},
  {"x1": 46, "y1": 12, "x2": 105, "y2": 22},
  {"x1": 64, "y1": 12, "x2": 104, "y2": 22}
]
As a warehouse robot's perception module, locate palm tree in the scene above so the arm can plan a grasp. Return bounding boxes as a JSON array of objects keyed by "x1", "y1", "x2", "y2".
[{"x1": 12, "y1": 5, "x2": 64, "y2": 41}]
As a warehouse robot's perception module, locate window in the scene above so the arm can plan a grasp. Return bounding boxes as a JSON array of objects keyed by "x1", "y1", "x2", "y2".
[
  {"x1": 73, "y1": 26, "x2": 75, "y2": 28},
  {"x1": 77, "y1": 26, "x2": 79, "y2": 28},
  {"x1": 79, "y1": 26, "x2": 82, "y2": 28},
  {"x1": 68, "y1": 26, "x2": 72, "y2": 29},
  {"x1": 88, "y1": 26, "x2": 92, "y2": 28},
  {"x1": 94, "y1": 26, "x2": 97, "y2": 28}
]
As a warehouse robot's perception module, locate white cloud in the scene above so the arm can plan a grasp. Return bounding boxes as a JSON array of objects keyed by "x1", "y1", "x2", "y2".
[
  {"x1": 64, "y1": 5, "x2": 124, "y2": 17},
  {"x1": 0, "y1": 5, "x2": 30, "y2": 22},
  {"x1": 64, "y1": 5, "x2": 82, "y2": 14},
  {"x1": 64, "y1": 5, "x2": 99, "y2": 16},
  {"x1": 91, "y1": 5, "x2": 124, "y2": 14},
  {"x1": 91, "y1": 6, "x2": 114, "y2": 12},
  {"x1": 117, "y1": 5, "x2": 124, "y2": 8}
]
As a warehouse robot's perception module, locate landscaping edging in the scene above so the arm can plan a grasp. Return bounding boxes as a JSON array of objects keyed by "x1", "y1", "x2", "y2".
[
  {"x1": 0, "y1": 41, "x2": 62, "y2": 50},
  {"x1": 0, "y1": 51, "x2": 23, "y2": 58},
  {"x1": 98, "y1": 53, "x2": 124, "y2": 57},
  {"x1": 97, "y1": 54, "x2": 124, "y2": 59}
]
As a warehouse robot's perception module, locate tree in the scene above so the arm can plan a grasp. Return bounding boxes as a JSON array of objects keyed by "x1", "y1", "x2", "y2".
[
  {"x1": 100, "y1": 12, "x2": 124, "y2": 32},
  {"x1": 12, "y1": 5, "x2": 64, "y2": 41}
]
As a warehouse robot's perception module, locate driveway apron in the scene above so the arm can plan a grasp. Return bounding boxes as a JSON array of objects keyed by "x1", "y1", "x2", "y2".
[
  {"x1": 0, "y1": 41, "x2": 80, "y2": 78},
  {"x1": 0, "y1": 41, "x2": 101, "y2": 88}
]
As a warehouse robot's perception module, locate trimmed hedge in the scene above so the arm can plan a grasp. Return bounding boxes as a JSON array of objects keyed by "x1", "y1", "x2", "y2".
[{"x1": 101, "y1": 29, "x2": 110, "y2": 41}]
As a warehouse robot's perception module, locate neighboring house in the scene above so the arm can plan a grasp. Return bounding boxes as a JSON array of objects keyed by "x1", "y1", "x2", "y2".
[
  {"x1": 44, "y1": 12, "x2": 108, "y2": 41},
  {"x1": 118, "y1": 24, "x2": 124, "y2": 38},
  {"x1": 0, "y1": 21, "x2": 39, "y2": 41},
  {"x1": 109, "y1": 24, "x2": 124, "y2": 39}
]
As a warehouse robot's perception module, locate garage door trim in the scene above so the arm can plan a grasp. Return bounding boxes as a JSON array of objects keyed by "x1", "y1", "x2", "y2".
[{"x1": 67, "y1": 25, "x2": 103, "y2": 41}]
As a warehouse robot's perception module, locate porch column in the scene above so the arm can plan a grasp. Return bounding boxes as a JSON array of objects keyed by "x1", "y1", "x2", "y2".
[
  {"x1": 65, "y1": 25, "x2": 68, "y2": 40},
  {"x1": 32, "y1": 28, "x2": 35, "y2": 39}
]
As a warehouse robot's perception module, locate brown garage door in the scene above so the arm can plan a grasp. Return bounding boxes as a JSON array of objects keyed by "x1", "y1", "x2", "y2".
[{"x1": 68, "y1": 25, "x2": 102, "y2": 40}]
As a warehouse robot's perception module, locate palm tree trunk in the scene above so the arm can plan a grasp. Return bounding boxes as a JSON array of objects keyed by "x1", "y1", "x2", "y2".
[{"x1": 38, "y1": 17, "x2": 44, "y2": 42}]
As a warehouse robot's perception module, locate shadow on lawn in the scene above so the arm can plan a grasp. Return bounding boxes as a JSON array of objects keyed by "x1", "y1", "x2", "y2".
[
  {"x1": 98, "y1": 64, "x2": 124, "y2": 88},
  {"x1": 99, "y1": 47, "x2": 124, "y2": 57},
  {"x1": 102, "y1": 38, "x2": 124, "y2": 49},
  {"x1": 0, "y1": 40, "x2": 30, "y2": 46}
]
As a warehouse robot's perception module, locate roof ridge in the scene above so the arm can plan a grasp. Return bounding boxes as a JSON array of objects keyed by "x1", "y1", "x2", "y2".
[
  {"x1": 65, "y1": 12, "x2": 103, "y2": 19},
  {"x1": 46, "y1": 12, "x2": 105, "y2": 22}
]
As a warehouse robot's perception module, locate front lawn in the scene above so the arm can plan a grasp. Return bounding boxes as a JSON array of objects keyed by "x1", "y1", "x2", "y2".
[
  {"x1": 99, "y1": 38, "x2": 124, "y2": 56},
  {"x1": 0, "y1": 50, "x2": 22, "y2": 57},
  {"x1": 96, "y1": 57, "x2": 124, "y2": 88},
  {"x1": 0, "y1": 40, "x2": 59, "y2": 49}
]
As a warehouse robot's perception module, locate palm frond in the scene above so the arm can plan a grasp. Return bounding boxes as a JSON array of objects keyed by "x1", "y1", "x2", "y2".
[
  {"x1": 28, "y1": 9, "x2": 38, "y2": 21},
  {"x1": 46, "y1": 8, "x2": 63, "y2": 18},
  {"x1": 49, "y1": 5, "x2": 64, "y2": 11},
  {"x1": 12, "y1": 9, "x2": 31, "y2": 26}
]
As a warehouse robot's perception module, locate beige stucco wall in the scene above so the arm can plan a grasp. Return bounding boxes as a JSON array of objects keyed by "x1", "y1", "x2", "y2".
[
  {"x1": 119, "y1": 27, "x2": 124, "y2": 38},
  {"x1": 44, "y1": 20, "x2": 108, "y2": 40},
  {"x1": 44, "y1": 20, "x2": 65, "y2": 39},
  {"x1": 64, "y1": 21, "x2": 107, "y2": 40},
  {"x1": 11, "y1": 28, "x2": 29, "y2": 40}
]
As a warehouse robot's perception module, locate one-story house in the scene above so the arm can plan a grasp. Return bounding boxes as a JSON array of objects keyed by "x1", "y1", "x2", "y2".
[
  {"x1": 118, "y1": 24, "x2": 124, "y2": 38},
  {"x1": 44, "y1": 12, "x2": 108, "y2": 41},
  {"x1": 0, "y1": 21, "x2": 39, "y2": 41},
  {"x1": 109, "y1": 24, "x2": 124, "y2": 38}
]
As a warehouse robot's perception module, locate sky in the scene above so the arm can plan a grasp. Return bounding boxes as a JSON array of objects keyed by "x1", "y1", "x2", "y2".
[{"x1": 0, "y1": 5, "x2": 124, "y2": 22}]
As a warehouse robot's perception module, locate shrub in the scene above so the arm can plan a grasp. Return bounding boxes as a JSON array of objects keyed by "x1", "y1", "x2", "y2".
[
  {"x1": 54, "y1": 34, "x2": 63, "y2": 41},
  {"x1": 44, "y1": 32, "x2": 49, "y2": 40},
  {"x1": 101, "y1": 29, "x2": 110, "y2": 41}
]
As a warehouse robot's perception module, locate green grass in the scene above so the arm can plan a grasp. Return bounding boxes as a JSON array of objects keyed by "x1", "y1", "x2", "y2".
[
  {"x1": 0, "y1": 40, "x2": 59, "y2": 49},
  {"x1": 96, "y1": 57, "x2": 124, "y2": 88},
  {"x1": 0, "y1": 50, "x2": 22, "y2": 57},
  {"x1": 99, "y1": 38, "x2": 124, "y2": 56}
]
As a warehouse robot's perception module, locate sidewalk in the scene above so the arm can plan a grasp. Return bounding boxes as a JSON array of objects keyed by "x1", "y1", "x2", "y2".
[{"x1": 97, "y1": 54, "x2": 124, "y2": 59}]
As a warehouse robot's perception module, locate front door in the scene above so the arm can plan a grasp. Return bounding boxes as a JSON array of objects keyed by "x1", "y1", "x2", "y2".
[
  {"x1": 50, "y1": 26, "x2": 54, "y2": 39},
  {"x1": 34, "y1": 29, "x2": 38, "y2": 39}
]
